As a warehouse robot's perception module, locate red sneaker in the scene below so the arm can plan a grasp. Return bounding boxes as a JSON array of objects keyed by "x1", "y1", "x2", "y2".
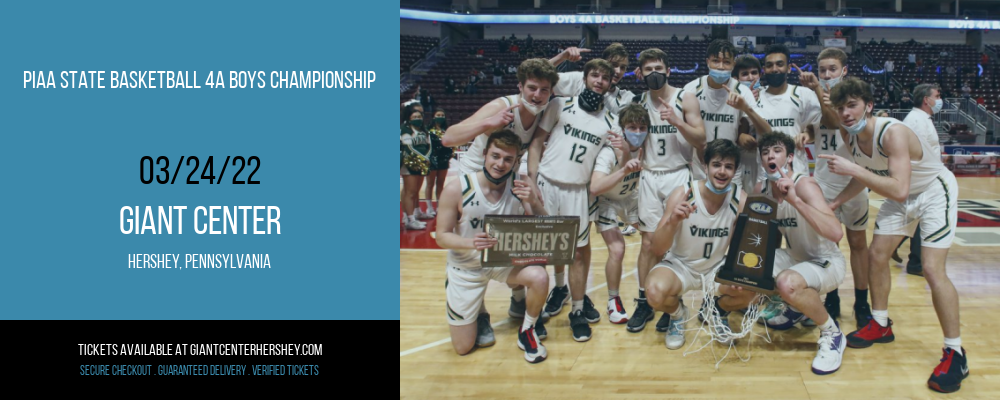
[
  {"x1": 928, "y1": 347, "x2": 969, "y2": 393},
  {"x1": 846, "y1": 317, "x2": 894, "y2": 348}
]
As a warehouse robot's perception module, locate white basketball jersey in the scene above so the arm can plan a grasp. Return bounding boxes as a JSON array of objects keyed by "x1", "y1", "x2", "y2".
[
  {"x1": 762, "y1": 174, "x2": 842, "y2": 261},
  {"x1": 849, "y1": 117, "x2": 948, "y2": 195},
  {"x1": 538, "y1": 96, "x2": 619, "y2": 185},
  {"x1": 639, "y1": 89, "x2": 692, "y2": 172},
  {"x1": 554, "y1": 71, "x2": 636, "y2": 114},
  {"x1": 754, "y1": 84, "x2": 821, "y2": 174},
  {"x1": 447, "y1": 173, "x2": 525, "y2": 269},
  {"x1": 683, "y1": 76, "x2": 754, "y2": 143},
  {"x1": 594, "y1": 146, "x2": 641, "y2": 202},
  {"x1": 665, "y1": 180, "x2": 740, "y2": 274},
  {"x1": 460, "y1": 95, "x2": 541, "y2": 172},
  {"x1": 812, "y1": 122, "x2": 853, "y2": 192}
]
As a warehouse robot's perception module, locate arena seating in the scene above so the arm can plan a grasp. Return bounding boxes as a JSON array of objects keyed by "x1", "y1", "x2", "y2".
[
  {"x1": 862, "y1": 42, "x2": 998, "y2": 114},
  {"x1": 402, "y1": 37, "x2": 998, "y2": 125},
  {"x1": 401, "y1": 35, "x2": 440, "y2": 74}
]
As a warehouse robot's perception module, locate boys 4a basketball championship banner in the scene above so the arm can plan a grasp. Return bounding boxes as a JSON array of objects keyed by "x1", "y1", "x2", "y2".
[
  {"x1": 481, "y1": 216, "x2": 579, "y2": 267},
  {"x1": 716, "y1": 194, "x2": 778, "y2": 294}
]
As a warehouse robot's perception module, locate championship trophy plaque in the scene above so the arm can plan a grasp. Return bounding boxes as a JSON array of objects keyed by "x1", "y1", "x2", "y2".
[{"x1": 715, "y1": 194, "x2": 779, "y2": 294}]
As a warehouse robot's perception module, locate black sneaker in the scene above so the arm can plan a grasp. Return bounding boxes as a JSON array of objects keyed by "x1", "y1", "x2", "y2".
[
  {"x1": 542, "y1": 286, "x2": 569, "y2": 319},
  {"x1": 824, "y1": 291, "x2": 841, "y2": 321},
  {"x1": 582, "y1": 295, "x2": 601, "y2": 323},
  {"x1": 906, "y1": 264, "x2": 924, "y2": 277},
  {"x1": 535, "y1": 317, "x2": 547, "y2": 340},
  {"x1": 508, "y1": 296, "x2": 526, "y2": 319},
  {"x1": 853, "y1": 302, "x2": 872, "y2": 330},
  {"x1": 569, "y1": 309, "x2": 592, "y2": 342},
  {"x1": 656, "y1": 313, "x2": 671, "y2": 332},
  {"x1": 626, "y1": 300, "x2": 654, "y2": 332},
  {"x1": 928, "y1": 347, "x2": 969, "y2": 393},
  {"x1": 517, "y1": 325, "x2": 547, "y2": 363}
]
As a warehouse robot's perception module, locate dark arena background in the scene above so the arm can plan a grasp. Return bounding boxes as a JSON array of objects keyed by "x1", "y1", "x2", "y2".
[{"x1": 398, "y1": 1, "x2": 1000, "y2": 398}]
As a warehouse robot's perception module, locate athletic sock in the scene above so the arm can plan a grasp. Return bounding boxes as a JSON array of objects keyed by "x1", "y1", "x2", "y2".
[
  {"x1": 944, "y1": 337, "x2": 963, "y2": 355},
  {"x1": 872, "y1": 309, "x2": 889, "y2": 327},
  {"x1": 522, "y1": 314, "x2": 537, "y2": 332},
  {"x1": 554, "y1": 272, "x2": 566, "y2": 287}
]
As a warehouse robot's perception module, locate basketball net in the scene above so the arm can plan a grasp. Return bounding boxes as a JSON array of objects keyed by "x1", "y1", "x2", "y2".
[{"x1": 676, "y1": 269, "x2": 777, "y2": 370}]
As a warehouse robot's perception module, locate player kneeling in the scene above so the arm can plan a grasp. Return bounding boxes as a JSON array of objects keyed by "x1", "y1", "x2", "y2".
[
  {"x1": 644, "y1": 139, "x2": 747, "y2": 349},
  {"x1": 435, "y1": 130, "x2": 550, "y2": 363},
  {"x1": 752, "y1": 132, "x2": 848, "y2": 374}
]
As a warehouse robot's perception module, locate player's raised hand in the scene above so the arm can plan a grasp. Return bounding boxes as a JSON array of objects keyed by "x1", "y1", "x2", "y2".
[
  {"x1": 817, "y1": 154, "x2": 858, "y2": 176},
  {"x1": 670, "y1": 188, "x2": 697, "y2": 222},
  {"x1": 795, "y1": 132, "x2": 811, "y2": 151},
  {"x1": 624, "y1": 149, "x2": 642, "y2": 172},
  {"x1": 792, "y1": 64, "x2": 819, "y2": 90},
  {"x1": 486, "y1": 103, "x2": 519, "y2": 129},
  {"x1": 562, "y1": 47, "x2": 591, "y2": 62},
  {"x1": 722, "y1": 84, "x2": 748, "y2": 111},
  {"x1": 607, "y1": 130, "x2": 625, "y2": 151},
  {"x1": 658, "y1": 96, "x2": 681, "y2": 125}
]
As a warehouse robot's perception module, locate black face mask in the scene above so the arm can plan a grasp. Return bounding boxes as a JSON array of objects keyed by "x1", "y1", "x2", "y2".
[
  {"x1": 434, "y1": 117, "x2": 446, "y2": 127},
  {"x1": 579, "y1": 88, "x2": 604, "y2": 112},
  {"x1": 643, "y1": 71, "x2": 667, "y2": 90},
  {"x1": 482, "y1": 164, "x2": 513, "y2": 185},
  {"x1": 410, "y1": 119, "x2": 423, "y2": 130},
  {"x1": 764, "y1": 72, "x2": 786, "y2": 88}
]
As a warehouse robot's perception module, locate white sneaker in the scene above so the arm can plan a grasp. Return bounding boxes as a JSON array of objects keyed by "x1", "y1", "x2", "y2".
[
  {"x1": 404, "y1": 216, "x2": 426, "y2": 230},
  {"x1": 621, "y1": 225, "x2": 637, "y2": 236},
  {"x1": 607, "y1": 296, "x2": 629, "y2": 324},
  {"x1": 415, "y1": 208, "x2": 432, "y2": 220},
  {"x1": 665, "y1": 305, "x2": 687, "y2": 350},
  {"x1": 811, "y1": 328, "x2": 846, "y2": 375},
  {"x1": 426, "y1": 206, "x2": 437, "y2": 218}
]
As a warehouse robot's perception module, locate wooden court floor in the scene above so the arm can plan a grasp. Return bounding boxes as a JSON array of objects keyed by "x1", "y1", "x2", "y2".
[{"x1": 400, "y1": 177, "x2": 1000, "y2": 399}]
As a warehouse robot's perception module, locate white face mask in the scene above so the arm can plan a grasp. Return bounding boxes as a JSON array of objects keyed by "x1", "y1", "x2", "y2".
[
  {"x1": 519, "y1": 95, "x2": 544, "y2": 115},
  {"x1": 931, "y1": 98, "x2": 943, "y2": 114}
]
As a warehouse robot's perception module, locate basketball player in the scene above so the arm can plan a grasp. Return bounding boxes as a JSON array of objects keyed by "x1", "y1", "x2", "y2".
[
  {"x1": 629, "y1": 48, "x2": 706, "y2": 333},
  {"x1": 436, "y1": 130, "x2": 549, "y2": 363},
  {"x1": 752, "y1": 44, "x2": 822, "y2": 178},
  {"x1": 444, "y1": 58, "x2": 559, "y2": 176},
  {"x1": 541, "y1": 43, "x2": 633, "y2": 319},
  {"x1": 550, "y1": 42, "x2": 635, "y2": 114},
  {"x1": 588, "y1": 104, "x2": 648, "y2": 324},
  {"x1": 644, "y1": 139, "x2": 748, "y2": 349},
  {"x1": 442, "y1": 58, "x2": 560, "y2": 321},
  {"x1": 793, "y1": 47, "x2": 873, "y2": 328},
  {"x1": 753, "y1": 132, "x2": 848, "y2": 375},
  {"x1": 733, "y1": 55, "x2": 764, "y2": 191},
  {"x1": 822, "y1": 77, "x2": 966, "y2": 393},
  {"x1": 683, "y1": 39, "x2": 771, "y2": 188},
  {"x1": 528, "y1": 58, "x2": 620, "y2": 341}
]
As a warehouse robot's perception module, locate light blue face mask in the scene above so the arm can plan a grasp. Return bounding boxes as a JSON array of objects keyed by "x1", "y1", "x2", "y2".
[
  {"x1": 931, "y1": 98, "x2": 943, "y2": 114},
  {"x1": 740, "y1": 79, "x2": 761, "y2": 91},
  {"x1": 708, "y1": 68, "x2": 731, "y2": 85},
  {"x1": 704, "y1": 179, "x2": 732, "y2": 194},
  {"x1": 842, "y1": 115, "x2": 868, "y2": 136},
  {"x1": 766, "y1": 165, "x2": 790, "y2": 181},
  {"x1": 624, "y1": 129, "x2": 648, "y2": 148}
]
